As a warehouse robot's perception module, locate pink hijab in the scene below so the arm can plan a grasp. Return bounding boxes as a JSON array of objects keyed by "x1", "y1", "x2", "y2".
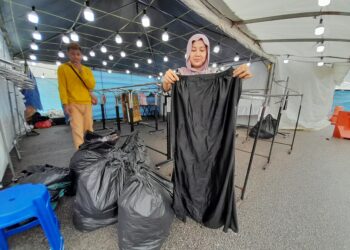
[{"x1": 178, "y1": 34, "x2": 210, "y2": 75}]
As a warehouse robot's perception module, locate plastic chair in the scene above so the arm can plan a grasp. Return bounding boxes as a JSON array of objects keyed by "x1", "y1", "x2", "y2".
[
  {"x1": 0, "y1": 184, "x2": 64, "y2": 250},
  {"x1": 333, "y1": 111, "x2": 350, "y2": 139},
  {"x1": 330, "y1": 106, "x2": 344, "y2": 125}
]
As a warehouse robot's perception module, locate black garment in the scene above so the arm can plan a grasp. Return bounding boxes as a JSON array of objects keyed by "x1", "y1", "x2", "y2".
[{"x1": 171, "y1": 68, "x2": 241, "y2": 233}]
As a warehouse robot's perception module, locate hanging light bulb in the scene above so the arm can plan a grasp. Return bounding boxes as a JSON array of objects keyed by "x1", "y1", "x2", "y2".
[
  {"x1": 126, "y1": 69, "x2": 130, "y2": 74},
  {"x1": 120, "y1": 51, "x2": 126, "y2": 57},
  {"x1": 220, "y1": 66, "x2": 225, "y2": 71},
  {"x1": 318, "y1": 0, "x2": 331, "y2": 7},
  {"x1": 58, "y1": 50, "x2": 65, "y2": 58},
  {"x1": 100, "y1": 44, "x2": 107, "y2": 53},
  {"x1": 89, "y1": 49, "x2": 95, "y2": 57},
  {"x1": 163, "y1": 56, "x2": 168, "y2": 62},
  {"x1": 212, "y1": 63, "x2": 217, "y2": 68},
  {"x1": 115, "y1": 32, "x2": 123, "y2": 44},
  {"x1": 83, "y1": 55, "x2": 88, "y2": 61},
  {"x1": 62, "y1": 34, "x2": 70, "y2": 44},
  {"x1": 317, "y1": 57, "x2": 324, "y2": 67},
  {"x1": 316, "y1": 42, "x2": 325, "y2": 53},
  {"x1": 283, "y1": 55, "x2": 289, "y2": 64},
  {"x1": 27, "y1": 6, "x2": 39, "y2": 24},
  {"x1": 30, "y1": 41, "x2": 38, "y2": 51},
  {"x1": 148, "y1": 75, "x2": 152, "y2": 79},
  {"x1": 70, "y1": 28, "x2": 79, "y2": 42},
  {"x1": 213, "y1": 43, "x2": 220, "y2": 53},
  {"x1": 141, "y1": 9, "x2": 150, "y2": 27},
  {"x1": 147, "y1": 58, "x2": 152, "y2": 64},
  {"x1": 159, "y1": 72, "x2": 163, "y2": 76},
  {"x1": 108, "y1": 69, "x2": 112, "y2": 74},
  {"x1": 247, "y1": 62, "x2": 251, "y2": 67},
  {"x1": 315, "y1": 18, "x2": 325, "y2": 36},
  {"x1": 56, "y1": 61, "x2": 61, "y2": 66},
  {"x1": 83, "y1": 1, "x2": 95, "y2": 22},
  {"x1": 136, "y1": 38, "x2": 143, "y2": 48},
  {"x1": 109, "y1": 55, "x2": 114, "y2": 60},
  {"x1": 102, "y1": 60, "x2": 107, "y2": 66},
  {"x1": 162, "y1": 28, "x2": 169, "y2": 42},
  {"x1": 29, "y1": 54, "x2": 37, "y2": 60},
  {"x1": 32, "y1": 27, "x2": 42, "y2": 40},
  {"x1": 234, "y1": 53, "x2": 240, "y2": 62},
  {"x1": 134, "y1": 63, "x2": 139, "y2": 68},
  {"x1": 157, "y1": 76, "x2": 161, "y2": 80}
]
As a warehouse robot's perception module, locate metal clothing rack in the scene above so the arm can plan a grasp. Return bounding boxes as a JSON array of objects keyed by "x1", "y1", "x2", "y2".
[{"x1": 237, "y1": 91, "x2": 303, "y2": 200}]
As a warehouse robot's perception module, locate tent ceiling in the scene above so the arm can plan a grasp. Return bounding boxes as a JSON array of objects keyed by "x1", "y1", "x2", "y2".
[
  {"x1": 0, "y1": 0, "x2": 258, "y2": 76},
  {"x1": 207, "y1": 0, "x2": 350, "y2": 64}
]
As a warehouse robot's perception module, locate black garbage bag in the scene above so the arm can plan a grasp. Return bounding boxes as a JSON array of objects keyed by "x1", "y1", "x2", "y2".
[
  {"x1": 117, "y1": 167, "x2": 174, "y2": 250},
  {"x1": 249, "y1": 114, "x2": 278, "y2": 139},
  {"x1": 16, "y1": 164, "x2": 73, "y2": 209}
]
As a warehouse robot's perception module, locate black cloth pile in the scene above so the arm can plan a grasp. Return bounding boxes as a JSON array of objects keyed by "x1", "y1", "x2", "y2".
[
  {"x1": 249, "y1": 114, "x2": 278, "y2": 139},
  {"x1": 70, "y1": 131, "x2": 173, "y2": 250},
  {"x1": 171, "y1": 68, "x2": 241, "y2": 233}
]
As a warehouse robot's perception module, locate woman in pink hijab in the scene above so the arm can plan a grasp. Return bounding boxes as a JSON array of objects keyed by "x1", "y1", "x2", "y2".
[{"x1": 162, "y1": 34, "x2": 252, "y2": 91}]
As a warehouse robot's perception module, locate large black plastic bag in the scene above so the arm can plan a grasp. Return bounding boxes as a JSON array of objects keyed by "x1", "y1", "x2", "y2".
[
  {"x1": 70, "y1": 131, "x2": 125, "y2": 232},
  {"x1": 171, "y1": 68, "x2": 241, "y2": 232},
  {"x1": 117, "y1": 167, "x2": 174, "y2": 250},
  {"x1": 16, "y1": 164, "x2": 73, "y2": 209},
  {"x1": 249, "y1": 114, "x2": 278, "y2": 139}
]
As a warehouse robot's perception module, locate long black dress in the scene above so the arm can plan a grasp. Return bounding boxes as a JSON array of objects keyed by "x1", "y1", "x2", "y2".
[{"x1": 171, "y1": 68, "x2": 241, "y2": 233}]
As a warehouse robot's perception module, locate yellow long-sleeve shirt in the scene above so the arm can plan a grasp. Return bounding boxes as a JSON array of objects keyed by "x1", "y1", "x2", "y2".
[{"x1": 57, "y1": 62, "x2": 96, "y2": 105}]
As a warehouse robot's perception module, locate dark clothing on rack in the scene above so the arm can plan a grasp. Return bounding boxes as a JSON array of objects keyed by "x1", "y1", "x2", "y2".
[{"x1": 171, "y1": 68, "x2": 241, "y2": 233}]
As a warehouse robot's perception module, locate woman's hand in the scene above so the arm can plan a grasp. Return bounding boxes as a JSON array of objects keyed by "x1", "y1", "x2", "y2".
[
  {"x1": 233, "y1": 64, "x2": 253, "y2": 79},
  {"x1": 162, "y1": 69, "x2": 179, "y2": 92}
]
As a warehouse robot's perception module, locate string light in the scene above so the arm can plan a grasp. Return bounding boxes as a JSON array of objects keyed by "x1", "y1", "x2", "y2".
[
  {"x1": 62, "y1": 34, "x2": 70, "y2": 44},
  {"x1": 108, "y1": 69, "x2": 112, "y2": 74},
  {"x1": 32, "y1": 27, "x2": 42, "y2": 40},
  {"x1": 163, "y1": 56, "x2": 168, "y2": 62},
  {"x1": 102, "y1": 60, "x2": 107, "y2": 66},
  {"x1": 318, "y1": 0, "x2": 331, "y2": 7},
  {"x1": 115, "y1": 32, "x2": 122, "y2": 44},
  {"x1": 70, "y1": 28, "x2": 79, "y2": 42},
  {"x1": 220, "y1": 66, "x2": 225, "y2": 71},
  {"x1": 56, "y1": 61, "x2": 61, "y2": 66},
  {"x1": 58, "y1": 50, "x2": 65, "y2": 58},
  {"x1": 120, "y1": 51, "x2": 126, "y2": 57},
  {"x1": 317, "y1": 57, "x2": 324, "y2": 67},
  {"x1": 162, "y1": 28, "x2": 169, "y2": 41},
  {"x1": 134, "y1": 63, "x2": 139, "y2": 68},
  {"x1": 100, "y1": 44, "x2": 107, "y2": 53},
  {"x1": 213, "y1": 43, "x2": 220, "y2": 53},
  {"x1": 147, "y1": 58, "x2": 153, "y2": 64},
  {"x1": 159, "y1": 72, "x2": 163, "y2": 76},
  {"x1": 83, "y1": 55, "x2": 88, "y2": 61},
  {"x1": 89, "y1": 50, "x2": 95, "y2": 57},
  {"x1": 30, "y1": 41, "x2": 38, "y2": 50},
  {"x1": 284, "y1": 55, "x2": 289, "y2": 64},
  {"x1": 316, "y1": 42, "x2": 325, "y2": 53},
  {"x1": 109, "y1": 55, "x2": 114, "y2": 60},
  {"x1": 212, "y1": 63, "x2": 217, "y2": 68},
  {"x1": 234, "y1": 53, "x2": 240, "y2": 62},
  {"x1": 83, "y1": 1, "x2": 94, "y2": 22},
  {"x1": 27, "y1": 6, "x2": 39, "y2": 24},
  {"x1": 126, "y1": 69, "x2": 130, "y2": 74},
  {"x1": 157, "y1": 76, "x2": 161, "y2": 80},
  {"x1": 247, "y1": 62, "x2": 251, "y2": 67},
  {"x1": 315, "y1": 18, "x2": 325, "y2": 36},
  {"x1": 148, "y1": 75, "x2": 152, "y2": 79},
  {"x1": 29, "y1": 54, "x2": 37, "y2": 60},
  {"x1": 136, "y1": 38, "x2": 143, "y2": 48},
  {"x1": 141, "y1": 9, "x2": 150, "y2": 27}
]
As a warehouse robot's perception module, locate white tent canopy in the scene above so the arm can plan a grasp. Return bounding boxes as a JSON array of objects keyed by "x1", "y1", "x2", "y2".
[{"x1": 181, "y1": 0, "x2": 350, "y2": 129}]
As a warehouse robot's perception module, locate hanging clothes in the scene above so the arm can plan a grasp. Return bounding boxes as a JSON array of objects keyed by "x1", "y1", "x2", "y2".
[
  {"x1": 121, "y1": 93, "x2": 142, "y2": 123},
  {"x1": 138, "y1": 92, "x2": 148, "y2": 106},
  {"x1": 171, "y1": 68, "x2": 241, "y2": 233}
]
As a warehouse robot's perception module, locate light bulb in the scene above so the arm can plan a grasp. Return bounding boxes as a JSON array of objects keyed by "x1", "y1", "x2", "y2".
[
  {"x1": 159, "y1": 72, "x2": 163, "y2": 76},
  {"x1": 220, "y1": 66, "x2": 225, "y2": 71},
  {"x1": 136, "y1": 38, "x2": 143, "y2": 48},
  {"x1": 109, "y1": 55, "x2": 114, "y2": 60},
  {"x1": 115, "y1": 33, "x2": 122, "y2": 44},
  {"x1": 213, "y1": 44, "x2": 220, "y2": 53},
  {"x1": 83, "y1": 55, "x2": 88, "y2": 61},
  {"x1": 83, "y1": 1, "x2": 94, "y2": 22},
  {"x1": 141, "y1": 10, "x2": 150, "y2": 27},
  {"x1": 317, "y1": 58, "x2": 324, "y2": 66},
  {"x1": 108, "y1": 69, "x2": 112, "y2": 74},
  {"x1": 134, "y1": 63, "x2": 139, "y2": 68},
  {"x1": 70, "y1": 30, "x2": 79, "y2": 42},
  {"x1": 157, "y1": 76, "x2": 161, "y2": 80},
  {"x1": 56, "y1": 61, "x2": 61, "y2": 66},
  {"x1": 162, "y1": 29, "x2": 169, "y2": 41},
  {"x1": 148, "y1": 75, "x2": 152, "y2": 79},
  {"x1": 315, "y1": 19, "x2": 325, "y2": 36},
  {"x1": 185, "y1": 54, "x2": 187, "y2": 59},
  {"x1": 27, "y1": 6, "x2": 39, "y2": 24},
  {"x1": 126, "y1": 70, "x2": 130, "y2": 74},
  {"x1": 30, "y1": 41, "x2": 38, "y2": 51},
  {"x1": 29, "y1": 54, "x2": 37, "y2": 60},
  {"x1": 62, "y1": 34, "x2": 70, "y2": 44},
  {"x1": 163, "y1": 56, "x2": 168, "y2": 62},
  {"x1": 32, "y1": 27, "x2": 42, "y2": 40},
  {"x1": 100, "y1": 45, "x2": 107, "y2": 53},
  {"x1": 212, "y1": 63, "x2": 217, "y2": 68},
  {"x1": 316, "y1": 43, "x2": 325, "y2": 53},
  {"x1": 234, "y1": 54, "x2": 240, "y2": 62},
  {"x1": 247, "y1": 62, "x2": 251, "y2": 67},
  {"x1": 284, "y1": 59, "x2": 289, "y2": 64},
  {"x1": 318, "y1": 0, "x2": 331, "y2": 7},
  {"x1": 147, "y1": 58, "x2": 152, "y2": 64},
  {"x1": 102, "y1": 60, "x2": 107, "y2": 66},
  {"x1": 120, "y1": 51, "x2": 126, "y2": 57},
  {"x1": 58, "y1": 50, "x2": 65, "y2": 58},
  {"x1": 89, "y1": 50, "x2": 95, "y2": 57}
]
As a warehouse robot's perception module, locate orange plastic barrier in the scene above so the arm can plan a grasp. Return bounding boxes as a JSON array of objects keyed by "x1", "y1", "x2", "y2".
[
  {"x1": 333, "y1": 111, "x2": 350, "y2": 139},
  {"x1": 330, "y1": 106, "x2": 344, "y2": 125}
]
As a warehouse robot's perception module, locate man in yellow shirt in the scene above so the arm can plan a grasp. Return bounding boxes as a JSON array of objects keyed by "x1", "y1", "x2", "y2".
[{"x1": 57, "y1": 42, "x2": 97, "y2": 149}]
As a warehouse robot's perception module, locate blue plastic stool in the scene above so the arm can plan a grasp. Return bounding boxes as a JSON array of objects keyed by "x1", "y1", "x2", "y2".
[{"x1": 0, "y1": 184, "x2": 64, "y2": 250}]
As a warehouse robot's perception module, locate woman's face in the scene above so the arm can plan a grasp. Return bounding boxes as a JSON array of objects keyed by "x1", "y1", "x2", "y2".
[{"x1": 189, "y1": 39, "x2": 207, "y2": 69}]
